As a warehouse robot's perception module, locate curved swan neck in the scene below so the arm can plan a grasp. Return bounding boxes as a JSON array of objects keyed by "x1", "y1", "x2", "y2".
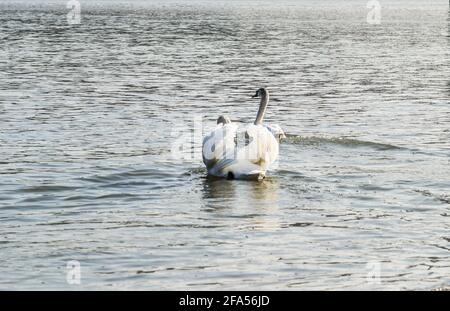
[{"x1": 254, "y1": 89, "x2": 269, "y2": 125}]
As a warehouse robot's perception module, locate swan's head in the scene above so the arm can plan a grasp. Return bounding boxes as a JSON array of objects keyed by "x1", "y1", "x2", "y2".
[
  {"x1": 252, "y1": 88, "x2": 267, "y2": 98},
  {"x1": 217, "y1": 115, "x2": 231, "y2": 125},
  {"x1": 265, "y1": 124, "x2": 286, "y2": 142}
]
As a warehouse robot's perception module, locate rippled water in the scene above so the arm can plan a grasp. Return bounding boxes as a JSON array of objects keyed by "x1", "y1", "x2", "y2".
[{"x1": 0, "y1": 0, "x2": 449, "y2": 290}]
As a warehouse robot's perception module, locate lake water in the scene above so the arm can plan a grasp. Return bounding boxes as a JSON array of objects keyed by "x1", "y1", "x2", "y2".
[{"x1": 0, "y1": 0, "x2": 449, "y2": 290}]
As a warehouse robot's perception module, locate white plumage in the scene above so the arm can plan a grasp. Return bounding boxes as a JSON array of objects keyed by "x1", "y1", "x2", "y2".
[{"x1": 202, "y1": 88, "x2": 285, "y2": 180}]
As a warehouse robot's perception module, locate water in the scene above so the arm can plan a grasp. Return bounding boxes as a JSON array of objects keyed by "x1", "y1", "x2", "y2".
[{"x1": 0, "y1": 0, "x2": 449, "y2": 290}]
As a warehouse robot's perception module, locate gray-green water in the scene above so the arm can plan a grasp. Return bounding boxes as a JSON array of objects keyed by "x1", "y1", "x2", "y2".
[{"x1": 0, "y1": 0, "x2": 449, "y2": 290}]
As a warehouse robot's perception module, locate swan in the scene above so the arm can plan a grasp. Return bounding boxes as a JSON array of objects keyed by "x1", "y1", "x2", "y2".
[{"x1": 202, "y1": 88, "x2": 285, "y2": 180}]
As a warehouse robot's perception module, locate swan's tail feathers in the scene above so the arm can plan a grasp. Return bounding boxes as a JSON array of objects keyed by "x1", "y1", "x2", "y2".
[
  {"x1": 206, "y1": 157, "x2": 266, "y2": 181},
  {"x1": 211, "y1": 158, "x2": 236, "y2": 175}
]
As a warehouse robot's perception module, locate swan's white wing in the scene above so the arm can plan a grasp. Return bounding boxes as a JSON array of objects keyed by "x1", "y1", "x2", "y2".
[
  {"x1": 240, "y1": 124, "x2": 279, "y2": 171},
  {"x1": 202, "y1": 123, "x2": 238, "y2": 175}
]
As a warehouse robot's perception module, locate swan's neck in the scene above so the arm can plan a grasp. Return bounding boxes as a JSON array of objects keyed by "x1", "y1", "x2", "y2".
[{"x1": 254, "y1": 90, "x2": 269, "y2": 125}]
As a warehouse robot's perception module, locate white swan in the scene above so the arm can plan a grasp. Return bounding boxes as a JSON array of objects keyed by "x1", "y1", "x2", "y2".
[{"x1": 202, "y1": 88, "x2": 285, "y2": 180}]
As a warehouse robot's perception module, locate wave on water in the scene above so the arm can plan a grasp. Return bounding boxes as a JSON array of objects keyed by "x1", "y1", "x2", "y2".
[
  {"x1": 414, "y1": 190, "x2": 450, "y2": 205},
  {"x1": 285, "y1": 134, "x2": 405, "y2": 151}
]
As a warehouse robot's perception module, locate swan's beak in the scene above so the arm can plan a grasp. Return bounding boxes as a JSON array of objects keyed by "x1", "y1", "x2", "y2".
[{"x1": 251, "y1": 93, "x2": 258, "y2": 98}]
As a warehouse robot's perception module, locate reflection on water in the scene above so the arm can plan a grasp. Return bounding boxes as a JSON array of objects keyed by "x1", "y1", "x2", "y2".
[
  {"x1": 202, "y1": 177, "x2": 281, "y2": 231},
  {"x1": 202, "y1": 177, "x2": 236, "y2": 200},
  {"x1": 248, "y1": 178, "x2": 279, "y2": 203},
  {"x1": 202, "y1": 177, "x2": 279, "y2": 207}
]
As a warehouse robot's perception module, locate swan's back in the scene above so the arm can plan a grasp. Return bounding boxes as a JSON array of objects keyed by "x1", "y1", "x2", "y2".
[
  {"x1": 202, "y1": 123, "x2": 279, "y2": 179},
  {"x1": 241, "y1": 124, "x2": 279, "y2": 171},
  {"x1": 202, "y1": 122, "x2": 238, "y2": 174}
]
